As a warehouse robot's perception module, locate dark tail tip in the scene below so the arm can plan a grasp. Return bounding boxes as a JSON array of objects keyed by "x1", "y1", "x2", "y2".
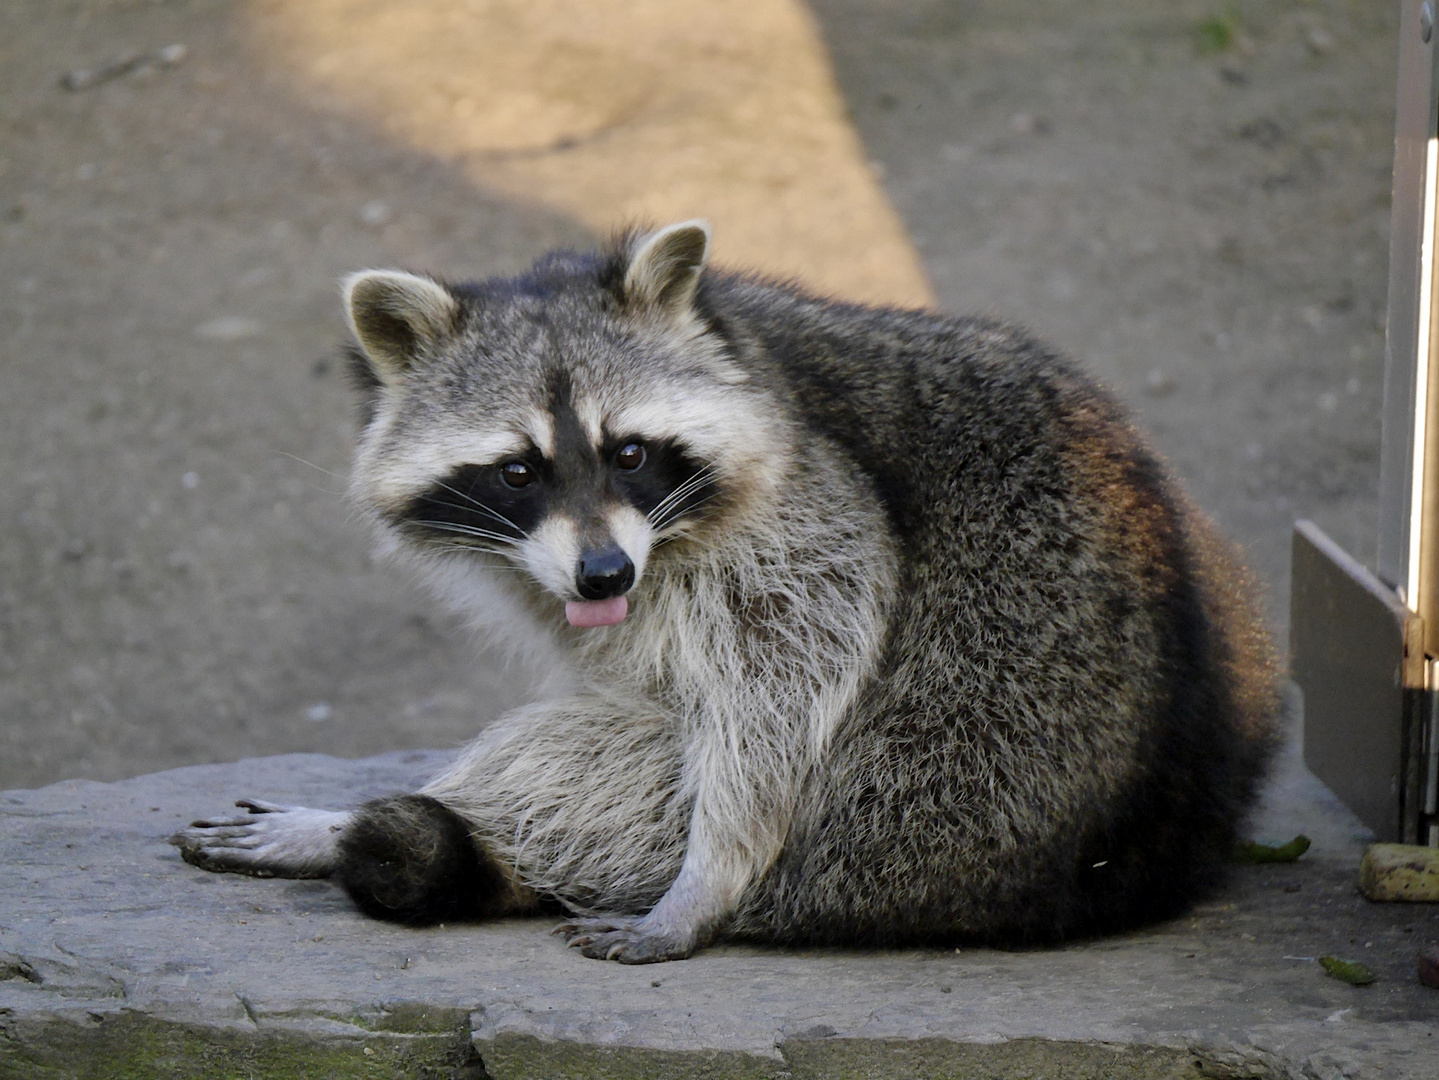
[{"x1": 335, "y1": 794, "x2": 506, "y2": 925}]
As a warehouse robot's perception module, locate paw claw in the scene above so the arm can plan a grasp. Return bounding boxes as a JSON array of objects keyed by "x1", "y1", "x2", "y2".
[
  {"x1": 551, "y1": 916, "x2": 695, "y2": 963},
  {"x1": 235, "y1": 798, "x2": 285, "y2": 814}
]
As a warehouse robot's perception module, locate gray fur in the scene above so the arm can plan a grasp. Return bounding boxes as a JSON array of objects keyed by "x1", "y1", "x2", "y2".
[{"x1": 175, "y1": 223, "x2": 1281, "y2": 963}]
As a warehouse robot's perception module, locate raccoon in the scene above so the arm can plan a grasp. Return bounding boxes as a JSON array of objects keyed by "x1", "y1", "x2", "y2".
[{"x1": 172, "y1": 221, "x2": 1281, "y2": 963}]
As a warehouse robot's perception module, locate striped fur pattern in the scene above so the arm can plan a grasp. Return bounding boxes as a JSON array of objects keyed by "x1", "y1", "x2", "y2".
[{"x1": 174, "y1": 221, "x2": 1280, "y2": 963}]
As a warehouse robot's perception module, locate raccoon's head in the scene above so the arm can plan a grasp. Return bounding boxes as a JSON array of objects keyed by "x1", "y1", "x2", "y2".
[{"x1": 343, "y1": 221, "x2": 788, "y2": 629}]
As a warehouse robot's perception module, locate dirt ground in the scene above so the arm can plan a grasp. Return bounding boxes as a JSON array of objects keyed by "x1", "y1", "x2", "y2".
[{"x1": 0, "y1": 0, "x2": 1400, "y2": 788}]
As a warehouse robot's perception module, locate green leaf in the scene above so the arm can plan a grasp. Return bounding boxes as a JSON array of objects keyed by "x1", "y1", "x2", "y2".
[
  {"x1": 1319, "y1": 956, "x2": 1376, "y2": 986},
  {"x1": 1197, "y1": 12, "x2": 1241, "y2": 54},
  {"x1": 1234, "y1": 835, "x2": 1311, "y2": 863}
]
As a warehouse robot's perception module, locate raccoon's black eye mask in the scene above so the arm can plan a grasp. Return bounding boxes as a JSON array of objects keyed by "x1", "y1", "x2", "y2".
[
  {"x1": 603, "y1": 437, "x2": 719, "y2": 532},
  {"x1": 400, "y1": 462, "x2": 541, "y2": 545},
  {"x1": 500, "y1": 441, "x2": 646, "y2": 489},
  {"x1": 397, "y1": 436, "x2": 721, "y2": 547}
]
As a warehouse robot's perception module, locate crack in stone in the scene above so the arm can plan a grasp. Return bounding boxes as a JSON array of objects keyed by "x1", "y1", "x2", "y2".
[{"x1": 236, "y1": 993, "x2": 261, "y2": 1029}]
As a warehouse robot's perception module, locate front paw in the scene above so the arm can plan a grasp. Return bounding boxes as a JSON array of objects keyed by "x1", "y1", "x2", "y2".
[
  {"x1": 553, "y1": 915, "x2": 698, "y2": 964},
  {"x1": 169, "y1": 800, "x2": 345, "y2": 878}
]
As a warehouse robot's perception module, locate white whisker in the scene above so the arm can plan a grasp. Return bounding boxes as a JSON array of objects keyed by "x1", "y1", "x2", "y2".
[
  {"x1": 276, "y1": 450, "x2": 346, "y2": 481},
  {"x1": 274, "y1": 451, "x2": 348, "y2": 496},
  {"x1": 428, "y1": 478, "x2": 529, "y2": 537},
  {"x1": 647, "y1": 466, "x2": 718, "y2": 530},
  {"x1": 429, "y1": 545, "x2": 531, "y2": 566},
  {"x1": 413, "y1": 538, "x2": 530, "y2": 566},
  {"x1": 411, "y1": 520, "x2": 523, "y2": 546}
]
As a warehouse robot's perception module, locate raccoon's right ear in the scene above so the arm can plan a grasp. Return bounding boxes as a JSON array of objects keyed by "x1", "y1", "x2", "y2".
[
  {"x1": 623, "y1": 220, "x2": 711, "y2": 325},
  {"x1": 342, "y1": 270, "x2": 459, "y2": 385}
]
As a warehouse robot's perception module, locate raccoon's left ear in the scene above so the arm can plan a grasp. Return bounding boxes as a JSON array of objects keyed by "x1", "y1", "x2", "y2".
[
  {"x1": 343, "y1": 270, "x2": 459, "y2": 386},
  {"x1": 623, "y1": 220, "x2": 711, "y2": 324}
]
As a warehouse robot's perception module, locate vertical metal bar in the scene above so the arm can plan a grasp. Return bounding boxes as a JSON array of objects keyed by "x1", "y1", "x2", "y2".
[
  {"x1": 1411, "y1": 657, "x2": 1439, "y2": 845},
  {"x1": 1379, "y1": 4, "x2": 1439, "y2": 846},
  {"x1": 1428, "y1": 658, "x2": 1439, "y2": 846},
  {"x1": 1411, "y1": 134, "x2": 1438, "y2": 613},
  {"x1": 1378, "y1": 2, "x2": 1439, "y2": 596}
]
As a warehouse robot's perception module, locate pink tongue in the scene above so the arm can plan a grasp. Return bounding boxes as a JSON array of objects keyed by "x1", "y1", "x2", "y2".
[{"x1": 565, "y1": 596, "x2": 629, "y2": 628}]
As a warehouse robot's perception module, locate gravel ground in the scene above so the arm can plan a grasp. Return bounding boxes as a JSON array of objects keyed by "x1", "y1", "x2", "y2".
[{"x1": 0, "y1": 0, "x2": 1399, "y2": 787}]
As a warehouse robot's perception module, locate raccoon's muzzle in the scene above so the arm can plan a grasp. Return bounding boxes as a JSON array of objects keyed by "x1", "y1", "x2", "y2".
[
  {"x1": 576, "y1": 545, "x2": 635, "y2": 600},
  {"x1": 565, "y1": 544, "x2": 636, "y2": 627}
]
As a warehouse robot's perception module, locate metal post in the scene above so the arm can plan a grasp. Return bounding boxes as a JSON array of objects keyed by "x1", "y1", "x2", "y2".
[
  {"x1": 1378, "y1": 1, "x2": 1439, "y2": 601},
  {"x1": 1295, "y1": 1, "x2": 1438, "y2": 846}
]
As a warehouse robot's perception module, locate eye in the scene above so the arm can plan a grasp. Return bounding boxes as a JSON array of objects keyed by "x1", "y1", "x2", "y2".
[
  {"x1": 615, "y1": 441, "x2": 646, "y2": 471},
  {"x1": 500, "y1": 460, "x2": 536, "y2": 488}
]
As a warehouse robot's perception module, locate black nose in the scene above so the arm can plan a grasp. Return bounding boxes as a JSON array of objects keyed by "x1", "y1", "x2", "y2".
[{"x1": 575, "y1": 546, "x2": 635, "y2": 600}]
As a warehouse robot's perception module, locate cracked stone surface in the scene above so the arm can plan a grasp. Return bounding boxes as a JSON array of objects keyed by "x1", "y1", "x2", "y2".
[{"x1": 3, "y1": 731, "x2": 1436, "y2": 1078}]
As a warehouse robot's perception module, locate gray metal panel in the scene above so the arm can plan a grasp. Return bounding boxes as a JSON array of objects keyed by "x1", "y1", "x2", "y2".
[
  {"x1": 1293, "y1": 521, "x2": 1423, "y2": 841},
  {"x1": 1378, "y1": 2, "x2": 1438, "y2": 592}
]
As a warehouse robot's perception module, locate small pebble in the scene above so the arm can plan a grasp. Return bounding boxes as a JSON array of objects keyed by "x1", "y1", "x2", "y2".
[
  {"x1": 1231, "y1": 117, "x2": 1277, "y2": 148},
  {"x1": 1009, "y1": 111, "x2": 1051, "y2": 136},
  {"x1": 1419, "y1": 946, "x2": 1439, "y2": 989},
  {"x1": 305, "y1": 703, "x2": 333, "y2": 723},
  {"x1": 1144, "y1": 369, "x2": 1176, "y2": 396},
  {"x1": 61, "y1": 44, "x2": 186, "y2": 92},
  {"x1": 1305, "y1": 27, "x2": 1335, "y2": 56},
  {"x1": 181, "y1": 472, "x2": 199, "y2": 490},
  {"x1": 1010, "y1": 112, "x2": 1033, "y2": 133},
  {"x1": 360, "y1": 200, "x2": 391, "y2": 226}
]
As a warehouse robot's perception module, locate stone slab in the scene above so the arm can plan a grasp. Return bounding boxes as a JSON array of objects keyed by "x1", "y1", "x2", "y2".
[{"x1": 2, "y1": 734, "x2": 1437, "y2": 1079}]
